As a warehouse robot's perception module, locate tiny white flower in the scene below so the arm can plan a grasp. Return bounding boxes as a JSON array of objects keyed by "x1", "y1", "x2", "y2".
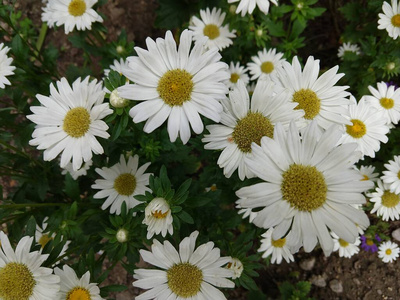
[
  {"x1": 355, "y1": 165, "x2": 379, "y2": 183},
  {"x1": 378, "y1": 0, "x2": 400, "y2": 39},
  {"x1": 247, "y1": 48, "x2": 285, "y2": 81},
  {"x1": 62, "y1": 159, "x2": 92, "y2": 180},
  {"x1": 337, "y1": 42, "x2": 361, "y2": 59},
  {"x1": 258, "y1": 228, "x2": 294, "y2": 264},
  {"x1": 378, "y1": 241, "x2": 400, "y2": 263},
  {"x1": 116, "y1": 228, "x2": 129, "y2": 243},
  {"x1": 226, "y1": 257, "x2": 244, "y2": 279},
  {"x1": 0, "y1": 43, "x2": 16, "y2": 89},
  {"x1": 227, "y1": 0, "x2": 278, "y2": 17},
  {"x1": 331, "y1": 232, "x2": 360, "y2": 258},
  {"x1": 382, "y1": 155, "x2": 400, "y2": 194},
  {"x1": 369, "y1": 179, "x2": 400, "y2": 221},
  {"x1": 225, "y1": 62, "x2": 249, "y2": 89},
  {"x1": 143, "y1": 197, "x2": 173, "y2": 239}
]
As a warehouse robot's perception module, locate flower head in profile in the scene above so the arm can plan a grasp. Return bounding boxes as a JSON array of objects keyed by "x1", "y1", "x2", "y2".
[
  {"x1": 0, "y1": 42, "x2": 16, "y2": 89},
  {"x1": 378, "y1": 241, "x2": 400, "y2": 263},
  {"x1": 118, "y1": 30, "x2": 229, "y2": 144},
  {"x1": 62, "y1": 159, "x2": 92, "y2": 180},
  {"x1": 382, "y1": 155, "x2": 400, "y2": 194},
  {"x1": 355, "y1": 165, "x2": 379, "y2": 183},
  {"x1": 337, "y1": 42, "x2": 361, "y2": 59},
  {"x1": 258, "y1": 228, "x2": 294, "y2": 264},
  {"x1": 189, "y1": 7, "x2": 236, "y2": 51},
  {"x1": 378, "y1": 0, "x2": 400, "y2": 39},
  {"x1": 360, "y1": 234, "x2": 381, "y2": 253},
  {"x1": 92, "y1": 154, "x2": 152, "y2": 215},
  {"x1": 247, "y1": 48, "x2": 285, "y2": 81},
  {"x1": 331, "y1": 232, "x2": 360, "y2": 258},
  {"x1": 227, "y1": 0, "x2": 278, "y2": 17},
  {"x1": 226, "y1": 257, "x2": 244, "y2": 279},
  {"x1": 133, "y1": 231, "x2": 234, "y2": 299},
  {"x1": 42, "y1": 0, "x2": 103, "y2": 34},
  {"x1": 35, "y1": 218, "x2": 70, "y2": 259},
  {"x1": 27, "y1": 77, "x2": 113, "y2": 171},
  {"x1": 143, "y1": 197, "x2": 173, "y2": 239},
  {"x1": 0, "y1": 232, "x2": 60, "y2": 300},
  {"x1": 369, "y1": 179, "x2": 400, "y2": 221},
  {"x1": 225, "y1": 62, "x2": 249, "y2": 89}
]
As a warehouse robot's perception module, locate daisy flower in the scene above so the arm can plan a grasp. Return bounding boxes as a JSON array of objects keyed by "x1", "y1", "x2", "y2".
[
  {"x1": 360, "y1": 234, "x2": 381, "y2": 253},
  {"x1": 236, "y1": 121, "x2": 373, "y2": 255},
  {"x1": 226, "y1": 257, "x2": 244, "y2": 279},
  {"x1": 227, "y1": 0, "x2": 278, "y2": 17},
  {"x1": 54, "y1": 265, "x2": 104, "y2": 300},
  {"x1": 0, "y1": 43, "x2": 16, "y2": 89},
  {"x1": 225, "y1": 62, "x2": 249, "y2": 89},
  {"x1": 104, "y1": 58, "x2": 130, "y2": 77},
  {"x1": 382, "y1": 155, "x2": 400, "y2": 193},
  {"x1": 27, "y1": 77, "x2": 113, "y2": 171},
  {"x1": 338, "y1": 97, "x2": 389, "y2": 159},
  {"x1": 247, "y1": 48, "x2": 285, "y2": 81},
  {"x1": 189, "y1": 7, "x2": 236, "y2": 51},
  {"x1": 365, "y1": 81, "x2": 400, "y2": 125},
  {"x1": 258, "y1": 228, "x2": 294, "y2": 264},
  {"x1": 202, "y1": 79, "x2": 304, "y2": 180},
  {"x1": 35, "y1": 218, "x2": 70, "y2": 258},
  {"x1": 92, "y1": 154, "x2": 152, "y2": 215},
  {"x1": 61, "y1": 159, "x2": 92, "y2": 180},
  {"x1": 42, "y1": 0, "x2": 103, "y2": 34},
  {"x1": 331, "y1": 232, "x2": 360, "y2": 258},
  {"x1": 337, "y1": 42, "x2": 361, "y2": 59},
  {"x1": 143, "y1": 197, "x2": 173, "y2": 239},
  {"x1": 274, "y1": 56, "x2": 351, "y2": 130},
  {"x1": 378, "y1": 1, "x2": 400, "y2": 39},
  {"x1": 133, "y1": 231, "x2": 234, "y2": 300},
  {"x1": 118, "y1": 30, "x2": 229, "y2": 144},
  {"x1": 369, "y1": 179, "x2": 400, "y2": 221},
  {"x1": 0, "y1": 232, "x2": 60, "y2": 300},
  {"x1": 378, "y1": 241, "x2": 400, "y2": 263},
  {"x1": 355, "y1": 165, "x2": 379, "y2": 182}
]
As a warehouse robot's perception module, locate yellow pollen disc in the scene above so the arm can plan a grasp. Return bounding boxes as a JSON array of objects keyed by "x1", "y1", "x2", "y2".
[
  {"x1": 157, "y1": 69, "x2": 194, "y2": 106},
  {"x1": 260, "y1": 61, "x2": 274, "y2": 74},
  {"x1": 339, "y1": 239, "x2": 349, "y2": 247},
  {"x1": 271, "y1": 238, "x2": 286, "y2": 248},
  {"x1": 167, "y1": 263, "x2": 203, "y2": 298},
  {"x1": 114, "y1": 173, "x2": 136, "y2": 196},
  {"x1": 346, "y1": 119, "x2": 367, "y2": 139},
  {"x1": 381, "y1": 190, "x2": 400, "y2": 208},
  {"x1": 63, "y1": 107, "x2": 91, "y2": 138},
  {"x1": 232, "y1": 112, "x2": 274, "y2": 153},
  {"x1": 68, "y1": 0, "x2": 87, "y2": 17},
  {"x1": 380, "y1": 97, "x2": 394, "y2": 109},
  {"x1": 386, "y1": 249, "x2": 393, "y2": 255},
  {"x1": 292, "y1": 89, "x2": 321, "y2": 120},
  {"x1": 203, "y1": 24, "x2": 220, "y2": 40},
  {"x1": 281, "y1": 164, "x2": 327, "y2": 212},
  {"x1": 152, "y1": 210, "x2": 169, "y2": 219},
  {"x1": 0, "y1": 262, "x2": 36, "y2": 300},
  {"x1": 397, "y1": 171, "x2": 400, "y2": 180},
  {"x1": 366, "y1": 239, "x2": 374, "y2": 246},
  {"x1": 66, "y1": 287, "x2": 91, "y2": 300},
  {"x1": 230, "y1": 73, "x2": 240, "y2": 83},
  {"x1": 391, "y1": 14, "x2": 400, "y2": 27},
  {"x1": 361, "y1": 175, "x2": 369, "y2": 181},
  {"x1": 38, "y1": 234, "x2": 52, "y2": 248}
]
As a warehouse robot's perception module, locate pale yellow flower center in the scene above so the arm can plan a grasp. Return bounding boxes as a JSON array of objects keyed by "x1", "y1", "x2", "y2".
[
  {"x1": 361, "y1": 175, "x2": 369, "y2": 181},
  {"x1": 281, "y1": 164, "x2": 327, "y2": 212},
  {"x1": 232, "y1": 112, "x2": 274, "y2": 153},
  {"x1": 366, "y1": 239, "x2": 374, "y2": 246},
  {"x1": 261, "y1": 61, "x2": 274, "y2": 74},
  {"x1": 271, "y1": 237, "x2": 286, "y2": 248},
  {"x1": 380, "y1": 97, "x2": 394, "y2": 109},
  {"x1": 346, "y1": 119, "x2": 367, "y2": 139},
  {"x1": 386, "y1": 249, "x2": 393, "y2": 255},
  {"x1": 339, "y1": 238, "x2": 349, "y2": 247},
  {"x1": 68, "y1": 0, "x2": 87, "y2": 17},
  {"x1": 152, "y1": 210, "x2": 169, "y2": 219},
  {"x1": 63, "y1": 107, "x2": 91, "y2": 138},
  {"x1": 167, "y1": 263, "x2": 203, "y2": 298},
  {"x1": 38, "y1": 234, "x2": 52, "y2": 248},
  {"x1": 391, "y1": 14, "x2": 400, "y2": 27},
  {"x1": 0, "y1": 262, "x2": 36, "y2": 300},
  {"x1": 203, "y1": 24, "x2": 220, "y2": 40},
  {"x1": 292, "y1": 88, "x2": 321, "y2": 120},
  {"x1": 381, "y1": 190, "x2": 400, "y2": 208},
  {"x1": 157, "y1": 69, "x2": 193, "y2": 106},
  {"x1": 114, "y1": 173, "x2": 136, "y2": 196},
  {"x1": 67, "y1": 287, "x2": 91, "y2": 300},
  {"x1": 230, "y1": 73, "x2": 240, "y2": 83}
]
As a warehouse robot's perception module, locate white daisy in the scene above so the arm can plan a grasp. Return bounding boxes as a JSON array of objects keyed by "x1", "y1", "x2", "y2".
[
  {"x1": 118, "y1": 30, "x2": 229, "y2": 144},
  {"x1": 226, "y1": 257, "x2": 244, "y2": 279},
  {"x1": 0, "y1": 43, "x2": 16, "y2": 89},
  {"x1": 355, "y1": 165, "x2": 379, "y2": 183},
  {"x1": 369, "y1": 179, "x2": 400, "y2": 221},
  {"x1": 133, "y1": 231, "x2": 234, "y2": 300},
  {"x1": 54, "y1": 265, "x2": 104, "y2": 300},
  {"x1": 92, "y1": 154, "x2": 152, "y2": 215},
  {"x1": 246, "y1": 81, "x2": 256, "y2": 95},
  {"x1": 247, "y1": 48, "x2": 285, "y2": 81},
  {"x1": 274, "y1": 56, "x2": 351, "y2": 130},
  {"x1": 0, "y1": 231, "x2": 60, "y2": 300},
  {"x1": 338, "y1": 97, "x2": 389, "y2": 159},
  {"x1": 27, "y1": 77, "x2": 113, "y2": 171},
  {"x1": 258, "y1": 228, "x2": 294, "y2": 264},
  {"x1": 378, "y1": 241, "x2": 400, "y2": 263},
  {"x1": 331, "y1": 232, "x2": 360, "y2": 258},
  {"x1": 189, "y1": 7, "x2": 236, "y2": 51},
  {"x1": 202, "y1": 79, "x2": 304, "y2": 180},
  {"x1": 382, "y1": 155, "x2": 400, "y2": 193},
  {"x1": 378, "y1": 0, "x2": 400, "y2": 39},
  {"x1": 143, "y1": 197, "x2": 173, "y2": 239},
  {"x1": 365, "y1": 81, "x2": 400, "y2": 125},
  {"x1": 35, "y1": 218, "x2": 70, "y2": 258},
  {"x1": 337, "y1": 42, "x2": 361, "y2": 59},
  {"x1": 225, "y1": 62, "x2": 249, "y2": 89},
  {"x1": 227, "y1": 0, "x2": 278, "y2": 17},
  {"x1": 42, "y1": 0, "x2": 103, "y2": 34},
  {"x1": 61, "y1": 159, "x2": 92, "y2": 180},
  {"x1": 104, "y1": 58, "x2": 130, "y2": 77},
  {"x1": 236, "y1": 121, "x2": 373, "y2": 255}
]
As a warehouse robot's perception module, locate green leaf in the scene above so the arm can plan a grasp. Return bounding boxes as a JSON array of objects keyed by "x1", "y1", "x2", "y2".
[
  {"x1": 101, "y1": 284, "x2": 128, "y2": 293},
  {"x1": 25, "y1": 216, "x2": 36, "y2": 237},
  {"x1": 177, "y1": 210, "x2": 194, "y2": 224}
]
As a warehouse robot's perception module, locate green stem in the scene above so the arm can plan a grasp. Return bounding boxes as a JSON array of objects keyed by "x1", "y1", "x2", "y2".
[
  {"x1": 2, "y1": 203, "x2": 68, "y2": 209},
  {"x1": 36, "y1": 23, "x2": 48, "y2": 53}
]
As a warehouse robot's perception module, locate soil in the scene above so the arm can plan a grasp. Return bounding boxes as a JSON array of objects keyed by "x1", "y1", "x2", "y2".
[{"x1": 6, "y1": 0, "x2": 400, "y2": 299}]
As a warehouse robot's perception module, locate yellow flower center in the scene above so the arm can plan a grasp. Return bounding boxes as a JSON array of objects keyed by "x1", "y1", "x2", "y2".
[
  {"x1": 260, "y1": 61, "x2": 274, "y2": 74},
  {"x1": 366, "y1": 239, "x2": 374, "y2": 246},
  {"x1": 230, "y1": 73, "x2": 240, "y2": 83},
  {"x1": 63, "y1": 107, "x2": 91, "y2": 138},
  {"x1": 203, "y1": 24, "x2": 220, "y2": 40},
  {"x1": 68, "y1": 0, "x2": 87, "y2": 17},
  {"x1": 114, "y1": 173, "x2": 136, "y2": 196},
  {"x1": 380, "y1": 97, "x2": 394, "y2": 109},
  {"x1": 339, "y1": 238, "x2": 349, "y2": 247},
  {"x1": 271, "y1": 237, "x2": 286, "y2": 248},
  {"x1": 232, "y1": 112, "x2": 274, "y2": 153},
  {"x1": 38, "y1": 234, "x2": 52, "y2": 248},
  {"x1": 66, "y1": 287, "x2": 91, "y2": 300},
  {"x1": 292, "y1": 89, "x2": 321, "y2": 120},
  {"x1": 386, "y1": 249, "x2": 393, "y2": 255},
  {"x1": 167, "y1": 263, "x2": 203, "y2": 298},
  {"x1": 152, "y1": 210, "x2": 169, "y2": 219},
  {"x1": 0, "y1": 262, "x2": 36, "y2": 300},
  {"x1": 346, "y1": 119, "x2": 367, "y2": 139},
  {"x1": 281, "y1": 164, "x2": 327, "y2": 212},
  {"x1": 391, "y1": 14, "x2": 400, "y2": 27},
  {"x1": 157, "y1": 69, "x2": 194, "y2": 106},
  {"x1": 381, "y1": 190, "x2": 400, "y2": 208},
  {"x1": 361, "y1": 175, "x2": 369, "y2": 181},
  {"x1": 398, "y1": 171, "x2": 400, "y2": 180}
]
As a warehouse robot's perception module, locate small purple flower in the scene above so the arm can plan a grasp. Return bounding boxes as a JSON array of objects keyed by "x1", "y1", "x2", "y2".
[
  {"x1": 386, "y1": 81, "x2": 399, "y2": 89},
  {"x1": 360, "y1": 234, "x2": 382, "y2": 253}
]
